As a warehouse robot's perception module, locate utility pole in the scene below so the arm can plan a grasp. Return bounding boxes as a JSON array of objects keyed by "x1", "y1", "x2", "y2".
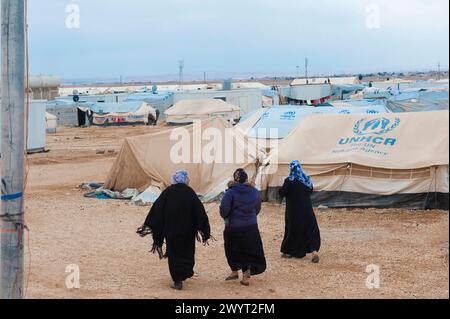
[
  {"x1": 437, "y1": 62, "x2": 441, "y2": 80},
  {"x1": 1, "y1": 0, "x2": 26, "y2": 299},
  {"x1": 178, "y1": 59, "x2": 184, "y2": 91},
  {"x1": 305, "y1": 58, "x2": 309, "y2": 84}
]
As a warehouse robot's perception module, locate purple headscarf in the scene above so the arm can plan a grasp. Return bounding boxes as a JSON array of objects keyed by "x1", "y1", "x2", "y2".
[{"x1": 171, "y1": 170, "x2": 189, "y2": 185}]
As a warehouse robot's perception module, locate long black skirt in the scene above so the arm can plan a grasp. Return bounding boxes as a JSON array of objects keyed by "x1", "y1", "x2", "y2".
[
  {"x1": 166, "y1": 236, "x2": 196, "y2": 282},
  {"x1": 224, "y1": 225, "x2": 266, "y2": 276},
  {"x1": 281, "y1": 209, "x2": 321, "y2": 258}
]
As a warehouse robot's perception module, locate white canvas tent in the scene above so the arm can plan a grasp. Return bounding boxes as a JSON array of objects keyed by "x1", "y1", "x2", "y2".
[
  {"x1": 85, "y1": 101, "x2": 157, "y2": 126},
  {"x1": 258, "y1": 111, "x2": 449, "y2": 209},
  {"x1": 104, "y1": 117, "x2": 263, "y2": 202},
  {"x1": 165, "y1": 99, "x2": 241, "y2": 124}
]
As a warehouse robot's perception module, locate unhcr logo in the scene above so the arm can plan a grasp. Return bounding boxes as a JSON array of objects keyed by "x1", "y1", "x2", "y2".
[
  {"x1": 353, "y1": 117, "x2": 401, "y2": 136},
  {"x1": 280, "y1": 111, "x2": 296, "y2": 120},
  {"x1": 261, "y1": 111, "x2": 270, "y2": 119},
  {"x1": 339, "y1": 117, "x2": 401, "y2": 147}
]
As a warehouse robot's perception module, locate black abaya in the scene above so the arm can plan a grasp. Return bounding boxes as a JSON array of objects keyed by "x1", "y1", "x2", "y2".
[
  {"x1": 224, "y1": 225, "x2": 266, "y2": 276},
  {"x1": 137, "y1": 183, "x2": 211, "y2": 282},
  {"x1": 279, "y1": 179, "x2": 321, "y2": 258}
]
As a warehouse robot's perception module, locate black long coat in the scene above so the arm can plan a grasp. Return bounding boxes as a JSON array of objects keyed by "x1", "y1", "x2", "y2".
[
  {"x1": 139, "y1": 183, "x2": 211, "y2": 282},
  {"x1": 279, "y1": 179, "x2": 321, "y2": 258}
]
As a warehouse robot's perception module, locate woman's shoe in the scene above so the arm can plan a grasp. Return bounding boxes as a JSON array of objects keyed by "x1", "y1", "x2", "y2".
[
  {"x1": 171, "y1": 281, "x2": 183, "y2": 290},
  {"x1": 240, "y1": 270, "x2": 251, "y2": 286},
  {"x1": 225, "y1": 272, "x2": 239, "y2": 281},
  {"x1": 281, "y1": 254, "x2": 293, "y2": 259},
  {"x1": 312, "y1": 254, "x2": 320, "y2": 264}
]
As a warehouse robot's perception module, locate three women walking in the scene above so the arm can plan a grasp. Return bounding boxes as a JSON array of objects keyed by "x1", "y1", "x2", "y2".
[
  {"x1": 279, "y1": 160, "x2": 321, "y2": 263},
  {"x1": 138, "y1": 161, "x2": 320, "y2": 290}
]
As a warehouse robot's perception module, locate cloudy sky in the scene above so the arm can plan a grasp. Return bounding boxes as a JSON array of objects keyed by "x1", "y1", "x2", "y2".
[{"x1": 25, "y1": 0, "x2": 449, "y2": 80}]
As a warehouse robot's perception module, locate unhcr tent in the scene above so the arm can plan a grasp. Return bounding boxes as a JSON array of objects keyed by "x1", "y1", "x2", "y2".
[
  {"x1": 104, "y1": 117, "x2": 262, "y2": 202},
  {"x1": 243, "y1": 105, "x2": 390, "y2": 139},
  {"x1": 386, "y1": 90, "x2": 449, "y2": 112},
  {"x1": 165, "y1": 99, "x2": 241, "y2": 124},
  {"x1": 259, "y1": 111, "x2": 449, "y2": 209},
  {"x1": 86, "y1": 101, "x2": 157, "y2": 126}
]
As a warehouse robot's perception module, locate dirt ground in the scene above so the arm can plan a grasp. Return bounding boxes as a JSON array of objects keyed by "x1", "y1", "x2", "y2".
[{"x1": 22, "y1": 125, "x2": 449, "y2": 299}]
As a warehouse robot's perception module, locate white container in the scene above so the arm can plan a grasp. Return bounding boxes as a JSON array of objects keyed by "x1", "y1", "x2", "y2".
[
  {"x1": 27, "y1": 100, "x2": 47, "y2": 153},
  {"x1": 0, "y1": 99, "x2": 47, "y2": 153},
  {"x1": 45, "y1": 112, "x2": 57, "y2": 133},
  {"x1": 289, "y1": 83, "x2": 332, "y2": 101}
]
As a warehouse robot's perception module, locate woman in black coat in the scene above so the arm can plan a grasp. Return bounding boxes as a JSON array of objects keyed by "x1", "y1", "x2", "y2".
[
  {"x1": 279, "y1": 161, "x2": 321, "y2": 263},
  {"x1": 137, "y1": 170, "x2": 211, "y2": 290}
]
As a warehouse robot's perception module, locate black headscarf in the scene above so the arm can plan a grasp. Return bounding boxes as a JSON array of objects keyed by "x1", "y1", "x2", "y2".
[{"x1": 233, "y1": 168, "x2": 249, "y2": 184}]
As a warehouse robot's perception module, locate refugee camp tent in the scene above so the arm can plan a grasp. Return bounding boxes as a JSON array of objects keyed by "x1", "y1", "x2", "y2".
[
  {"x1": 258, "y1": 111, "x2": 449, "y2": 209},
  {"x1": 362, "y1": 87, "x2": 397, "y2": 99},
  {"x1": 124, "y1": 91, "x2": 174, "y2": 117},
  {"x1": 164, "y1": 99, "x2": 241, "y2": 124},
  {"x1": 243, "y1": 105, "x2": 390, "y2": 139},
  {"x1": 386, "y1": 90, "x2": 449, "y2": 112},
  {"x1": 104, "y1": 117, "x2": 263, "y2": 203},
  {"x1": 86, "y1": 101, "x2": 157, "y2": 126}
]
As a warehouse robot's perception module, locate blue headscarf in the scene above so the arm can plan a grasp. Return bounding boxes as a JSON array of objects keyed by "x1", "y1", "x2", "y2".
[
  {"x1": 171, "y1": 170, "x2": 189, "y2": 185},
  {"x1": 288, "y1": 160, "x2": 313, "y2": 189}
]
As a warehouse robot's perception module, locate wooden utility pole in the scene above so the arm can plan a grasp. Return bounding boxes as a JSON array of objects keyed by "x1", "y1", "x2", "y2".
[{"x1": 1, "y1": 0, "x2": 26, "y2": 299}]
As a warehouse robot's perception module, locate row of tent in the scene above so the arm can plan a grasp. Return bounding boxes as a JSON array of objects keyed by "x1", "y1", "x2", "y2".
[
  {"x1": 47, "y1": 88, "x2": 449, "y2": 129},
  {"x1": 46, "y1": 97, "x2": 243, "y2": 127},
  {"x1": 104, "y1": 106, "x2": 449, "y2": 210}
]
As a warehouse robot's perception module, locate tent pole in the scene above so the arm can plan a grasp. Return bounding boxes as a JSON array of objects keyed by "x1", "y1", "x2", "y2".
[{"x1": 1, "y1": 0, "x2": 26, "y2": 299}]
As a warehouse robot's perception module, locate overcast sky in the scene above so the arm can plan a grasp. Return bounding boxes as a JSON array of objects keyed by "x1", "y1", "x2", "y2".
[{"x1": 25, "y1": 0, "x2": 449, "y2": 80}]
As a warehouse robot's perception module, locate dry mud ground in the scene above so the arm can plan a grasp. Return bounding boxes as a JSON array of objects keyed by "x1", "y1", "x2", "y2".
[{"x1": 22, "y1": 126, "x2": 449, "y2": 299}]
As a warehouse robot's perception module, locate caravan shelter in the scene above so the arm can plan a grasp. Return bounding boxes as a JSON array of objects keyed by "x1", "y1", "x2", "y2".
[
  {"x1": 46, "y1": 99, "x2": 91, "y2": 127},
  {"x1": 164, "y1": 99, "x2": 241, "y2": 124},
  {"x1": 258, "y1": 111, "x2": 449, "y2": 209}
]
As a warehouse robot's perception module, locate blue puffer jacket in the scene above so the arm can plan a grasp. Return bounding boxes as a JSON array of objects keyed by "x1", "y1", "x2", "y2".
[{"x1": 220, "y1": 182, "x2": 262, "y2": 230}]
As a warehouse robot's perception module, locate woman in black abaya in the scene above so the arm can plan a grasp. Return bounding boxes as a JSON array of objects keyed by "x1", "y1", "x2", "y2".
[
  {"x1": 279, "y1": 160, "x2": 321, "y2": 263},
  {"x1": 137, "y1": 170, "x2": 211, "y2": 290}
]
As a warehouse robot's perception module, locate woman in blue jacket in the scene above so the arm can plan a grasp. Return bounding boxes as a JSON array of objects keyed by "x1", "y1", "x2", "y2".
[{"x1": 220, "y1": 169, "x2": 266, "y2": 286}]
